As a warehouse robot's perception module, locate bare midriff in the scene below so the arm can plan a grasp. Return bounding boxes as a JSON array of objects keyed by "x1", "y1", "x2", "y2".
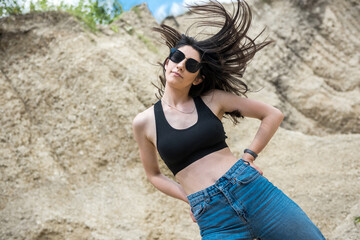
[{"x1": 175, "y1": 147, "x2": 238, "y2": 196}]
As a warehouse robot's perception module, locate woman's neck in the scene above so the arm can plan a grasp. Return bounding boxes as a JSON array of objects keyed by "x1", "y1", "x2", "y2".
[{"x1": 162, "y1": 86, "x2": 192, "y2": 106}]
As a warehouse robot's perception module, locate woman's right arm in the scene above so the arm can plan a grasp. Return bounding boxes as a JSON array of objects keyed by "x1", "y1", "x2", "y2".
[{"x1": 132, "y1": 111, "x2": 189, "y2": 204}]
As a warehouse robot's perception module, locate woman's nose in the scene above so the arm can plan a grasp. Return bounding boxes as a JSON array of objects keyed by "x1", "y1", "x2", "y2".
[{"x1": 176, "y1": 59, "x2": 186, "y2": 70}]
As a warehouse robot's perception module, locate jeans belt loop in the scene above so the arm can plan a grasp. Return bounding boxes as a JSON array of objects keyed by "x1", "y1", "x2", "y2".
[{"x1": 203, "y1": 189, "x2": 210, "y2": 203}]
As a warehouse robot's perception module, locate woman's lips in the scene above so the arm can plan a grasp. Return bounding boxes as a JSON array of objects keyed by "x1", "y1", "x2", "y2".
[{"x1": 171, "y1": 72, "x2": 182, "y2": 78}]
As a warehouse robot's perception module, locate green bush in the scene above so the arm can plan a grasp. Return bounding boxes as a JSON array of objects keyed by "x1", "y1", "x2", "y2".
[
  {"x1": 0, "y1": 0, "x2": 123, "y2": 32},
  {"x1": 355, "y1": 216, "x2": 360, "y2": 225},
  {"x1": 0, "y1": 0, "x2": 23, "y2": 15}
]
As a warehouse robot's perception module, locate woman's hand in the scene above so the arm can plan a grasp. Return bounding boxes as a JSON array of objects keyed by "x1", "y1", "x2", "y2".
[
  {"x1": 242, "y1": 155, "x2": 263, "y2": 175},
  {"x1": 248, "y1": 160, "x2": 263, "y2": 175},
  {"x1": 242, "y1": 149, "x2": 264, "y2": 175},
  {"x1": 190, "y1": 206, "x2": 197, "y2": 223}
]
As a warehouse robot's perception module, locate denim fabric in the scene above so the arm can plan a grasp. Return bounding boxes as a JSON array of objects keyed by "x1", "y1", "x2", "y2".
[{"x1": 187, "y1": 159, "x2": 326, "y2": 240}]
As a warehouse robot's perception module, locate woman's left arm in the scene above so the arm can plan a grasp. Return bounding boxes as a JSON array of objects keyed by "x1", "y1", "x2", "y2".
[{"x1": 215, "y1": 90, "x2": 284, "y2": 172}]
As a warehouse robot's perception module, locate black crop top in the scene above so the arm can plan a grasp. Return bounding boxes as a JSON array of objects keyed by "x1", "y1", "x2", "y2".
[{"x1": 154, "y1": 96, "x2": 228, "y2": 175}]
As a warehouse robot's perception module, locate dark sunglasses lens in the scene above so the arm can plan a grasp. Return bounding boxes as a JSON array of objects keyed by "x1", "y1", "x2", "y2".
[
  {"x1": 186, "y1": 59, "x2": 201, "y2": 73},
  {"x1": 170, "y1": 50, "x2": 185, "y2": 63},
  {"x1": 170, "y1": 49, "x2": 201, "y2": 73}
]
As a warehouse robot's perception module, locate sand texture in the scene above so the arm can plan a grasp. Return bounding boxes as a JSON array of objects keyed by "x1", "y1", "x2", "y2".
[{"x1": 0, "y1": 0, "x2": 359, "y2": 239}]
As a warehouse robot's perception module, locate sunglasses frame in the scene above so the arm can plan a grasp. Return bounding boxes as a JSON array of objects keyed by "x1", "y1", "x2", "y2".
[{"x1": 169, "y1": 48, "x2": 202, "y2": 73}]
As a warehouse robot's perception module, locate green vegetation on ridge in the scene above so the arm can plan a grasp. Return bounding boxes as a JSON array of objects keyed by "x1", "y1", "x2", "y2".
[
  {"x1": 0, "y1": 0, "x2": 158, "y2": 52},
  {"x1": 0, "y1": 0, "x2": 123, "y2": 32}
]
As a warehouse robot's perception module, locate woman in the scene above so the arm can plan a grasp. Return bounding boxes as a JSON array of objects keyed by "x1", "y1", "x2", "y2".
[{"x1": 132, "y1": 1, "x2": 325, "y2": 239}]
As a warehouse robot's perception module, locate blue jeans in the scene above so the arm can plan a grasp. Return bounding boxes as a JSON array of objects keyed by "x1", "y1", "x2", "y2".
[{"x1": 187, "y1": 159, "x2": 326, "y2": 240}]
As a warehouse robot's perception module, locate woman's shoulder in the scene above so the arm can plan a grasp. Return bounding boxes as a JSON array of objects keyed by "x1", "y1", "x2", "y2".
[
  {"x1": 132, "y1": 105, "x2": 155, "y2": 131},
  {"x1": 200, "y1": 90, "x2": 232, "y2": 116},
  {"x1": 201, "y1": 89, "x2": 246, "y2": 113},
  {"x1": 201, "y1": 89, "x2": 237, "y2": 102}
]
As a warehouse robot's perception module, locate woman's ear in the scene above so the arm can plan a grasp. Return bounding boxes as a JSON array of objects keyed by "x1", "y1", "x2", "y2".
[{"x1": 193, "y1": 75, "x2": 205, "y2": 85}]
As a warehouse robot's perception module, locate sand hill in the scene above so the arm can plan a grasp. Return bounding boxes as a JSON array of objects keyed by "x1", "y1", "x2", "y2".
[{"x1": 0, "y1": 0, "x2": 359, "y2": 239}]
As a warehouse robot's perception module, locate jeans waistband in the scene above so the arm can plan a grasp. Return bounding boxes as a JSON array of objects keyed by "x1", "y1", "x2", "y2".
[{"x1": 187, "y1": 159, "x2": 249, "y2": 206}]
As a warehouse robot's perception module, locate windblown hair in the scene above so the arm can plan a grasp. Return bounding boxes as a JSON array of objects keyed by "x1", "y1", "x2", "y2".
[{"x1": 153, "y1": 0, "x2": 272, "y2": 124}]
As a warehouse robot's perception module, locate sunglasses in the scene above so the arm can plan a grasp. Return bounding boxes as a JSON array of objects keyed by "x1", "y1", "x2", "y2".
[{"x1": 169, "y1": 48, "x2": 202, "y2": 73}]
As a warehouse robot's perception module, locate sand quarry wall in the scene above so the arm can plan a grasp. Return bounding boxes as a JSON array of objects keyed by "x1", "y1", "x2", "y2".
[{"x1": 0, "y1": 0, "x2": 359, "y2": 239}]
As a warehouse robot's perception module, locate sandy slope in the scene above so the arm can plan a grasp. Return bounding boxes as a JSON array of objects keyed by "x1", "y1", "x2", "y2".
[{"x1": 0, "y1": 0, "x2": 359, "y2": 239}]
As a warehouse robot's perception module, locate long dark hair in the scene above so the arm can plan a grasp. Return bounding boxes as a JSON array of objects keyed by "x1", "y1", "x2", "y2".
[{"x1": 153, "y1": 0, "x2": 272, "y2": 124}]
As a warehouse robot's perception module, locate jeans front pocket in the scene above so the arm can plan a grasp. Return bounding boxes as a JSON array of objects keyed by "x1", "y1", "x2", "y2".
[
  {"x1": 233, "y1": 163, "x2": 260, "y2": 185},
  {"x1": 191, "y1": 200, "x2": 208, "y2": 221}
]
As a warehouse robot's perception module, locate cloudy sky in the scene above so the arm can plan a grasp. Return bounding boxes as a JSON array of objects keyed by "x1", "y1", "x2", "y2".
[
  {"x1": 120, "y1": 0, "x2": 188, "y2": 22},
  {"x1": 14, "y1": 0, "x2": 234, "y2": 22},
  {"x1": 121, "y1": 0, "x2": 235, "y2": 22},
  {"x1": 117, "y1": 0, "x2": 234, "y2": 22}
]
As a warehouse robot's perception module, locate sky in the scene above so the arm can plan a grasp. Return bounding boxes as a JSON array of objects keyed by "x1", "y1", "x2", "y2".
[
  {"x1": 120, "y1": 0, "x2": 187, "y2": 22},
  {"x1": 9, "y1": 0, "x2": 234, "y2": 22},
  {"x1": 116, "y1": 0, "x2": 221, "y2": 22},
  {"x1": 122, "y1": 0, "x2": 235, "y2": 22}
]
